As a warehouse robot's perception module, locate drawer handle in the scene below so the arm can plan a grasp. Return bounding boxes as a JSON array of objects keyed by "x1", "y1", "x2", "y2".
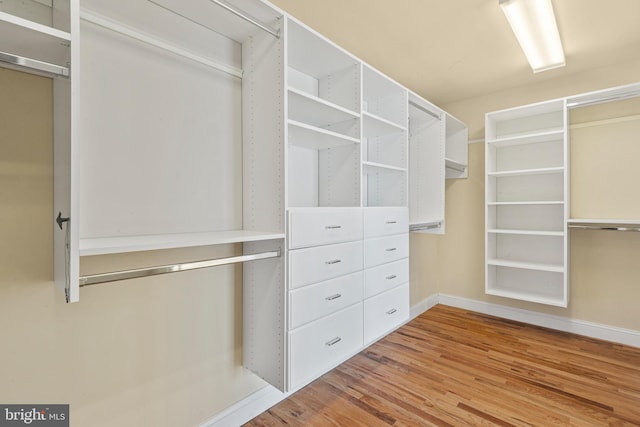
[
  {"x1": 326, "y1": 337, "x2": 342, "y2": 346},
  {"x1": 386, "y1": 275, "x2": 397, "y2": 280},
  {"x1": 385, "y1": 248, "x2": 397, "y2": 252},
  {"x1": 325, "y1": 259, "x2": 342, "y2": 265},
  {"x1": 386, "y1": 221, "x2": 397, "y2": 224},
  {"x1": 325, "y1": 225, "x2": 342, "y2": 229},
  {"x1": 325, "y1": 293, "x2": 342, "y2": 301},
  {"x1": 386, "y1": 308, "x2": 397, "y2": 315}
]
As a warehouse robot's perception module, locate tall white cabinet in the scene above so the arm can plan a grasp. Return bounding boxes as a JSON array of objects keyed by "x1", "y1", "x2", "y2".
[
  {"x1": 0, "y1": 0, "x2": 467, "y2": 393},
  {"x1": 485, "y1": 100, "x2": 569, "y2": 307}
]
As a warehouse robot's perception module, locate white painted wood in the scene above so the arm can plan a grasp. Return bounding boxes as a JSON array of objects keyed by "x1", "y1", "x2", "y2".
[
  {"x1": 362, "y1": 64, "x2": 407, "y2": 127},
  {"x1": 288, "y1": 207, "x2": 362, "y2": 249},
  {"x1": 288, "y1": 303, "x2": 363, "y2": 390},
  {"x1": 288, "y1": 120, "x2": 360, "y2": 149},
  {"x1": 289, "y1": 271, "x2": 363, "y2": 329},
  {"x1": 363, "y1": 282, "x2": 409, "y2": 344},
  {"x1": 288, "y1": 240, "x2": 363, "y2": 289},
  {"x1": 444, "y1": 113, "x2": 468, "y2": 179},
  {"x1": 364, "y1": 233, "x2": 409, "y2": 269},
  {"x1": 408, "y1": 94, "x2": 445, "y2": 234},
  {"x1": 363, "y1": 206, "x2": 408, "y2": 237},
  {"x1": 486, "y1": 99, "x2": 568, "y2": 307},
  {"x1": 364, "y1": 258, "x2": 409, "y2": 299},
  {"x1": 318, "y1": 144, "x2": 361, "y2": 207},
  {"x1": 288, "y1": 88, "x2": 359, "y2": 129}
]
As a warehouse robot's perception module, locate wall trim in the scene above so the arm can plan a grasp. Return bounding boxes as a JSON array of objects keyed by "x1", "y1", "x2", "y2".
[
  {"x1": 202, "y1": 293, "x2": 640, "y2": 426},
  {"x1": 437, "y1": 294, "x2": 640, "y2": 348}
]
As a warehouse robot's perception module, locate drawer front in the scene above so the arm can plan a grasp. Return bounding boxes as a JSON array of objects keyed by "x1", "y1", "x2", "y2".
[
  {"x1": 289, "y1": 303, "x2": 363, "y2": 389},
  {"x1": 288, "y1": 208, "x2": 363, "y2": 249},
  {"x1": 289, "y1": 240, "x2": 363, "y2": 289},
  {"x1": 289, "y1": 271, "x2": 363, "y2": 329},
  {"x1": 364, "y1": 283, "x2": 409, "y2": 344},
  {"x1": 364, "y1": 258, "x2": 409, "y2": 299},
  {"x1": 364, "y1": 207, "x2": 408, "y2": 238},
  {"x1": 364, "y1": 233, "x2": 409, "y2": 269}
]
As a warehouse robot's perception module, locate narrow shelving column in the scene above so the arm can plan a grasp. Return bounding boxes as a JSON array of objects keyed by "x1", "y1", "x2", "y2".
[{"x1": 485, "y1": 99, "x2": 569, "y2": 306}]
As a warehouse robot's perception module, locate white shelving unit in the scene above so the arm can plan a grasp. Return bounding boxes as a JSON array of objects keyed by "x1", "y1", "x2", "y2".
[
  {"x1": 408, "y1": 93, "x2": 445, "y2": 233},
  {"x1": 444, "y1": 113, "x2": 468, "y2": 179},
  {"x1": 362, "y1": 64, "x2": 408, "y2": 207},
  {"x1": 485, "y1": 99, "x2": 568, "y2": 307}
]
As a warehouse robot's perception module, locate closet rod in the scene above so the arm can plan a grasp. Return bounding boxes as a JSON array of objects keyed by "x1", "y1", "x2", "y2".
[
  {"x1": 208, "y1": 0, "x2": 280, "y2": 39},
  {"x1": 410, "y1": 222, "x2": 441, "y2": 232},
  {"x1": 445, "y1": 161, "x2": 467, "y2": 173},
  {"x1": 408, "y1": 101, "x2": 441, "y2": 120},
  {"x1": 80, "y1": 10, "x2": 243, "y2": 79},
  {"x1": 79, "y1": 250, "x2": 280, "y2": 287},
  {"x1": 0, "y1": 50, "x2": 69, "y2": 77},
  {"x1": 568, "y1": 225, "x2": 640, "y2": 232},
  {"x1": 567, "y1": 90, "x2": 640, "y2": 109}
]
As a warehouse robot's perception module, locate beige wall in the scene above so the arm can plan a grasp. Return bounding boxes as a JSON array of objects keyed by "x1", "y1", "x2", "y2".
[
  {"x1": 419, "y1": 59, "x2": 640, "y2": 330},
  {"x1": 0, "y1": 68, "x2": 265, "y2": 427}
]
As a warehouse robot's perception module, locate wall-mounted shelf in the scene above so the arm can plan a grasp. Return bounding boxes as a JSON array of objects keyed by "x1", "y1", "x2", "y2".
[{"x1": 568, "y1": 219, "x2": 640, "y2": 231}]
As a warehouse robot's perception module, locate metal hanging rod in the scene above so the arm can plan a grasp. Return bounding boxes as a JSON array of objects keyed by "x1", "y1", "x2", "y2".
[
  {"x1": 79, "y1": 250, "x2": 280, "y2": 287},
  {"x1": 80, "y1": 10, "x2": 243, "y2": 79},
  {"x1": 208, "y1": 0, "x2": 280, "y2": 39},
  {"x1": 408, "y1": 101, "x2": 441, "y2": 120},
  {"x1": 410, "y1": 222, "x2": 441, "y2": 232},
  {"x1": 0, "y1": 50, "x2": 69, "y2": 77}
]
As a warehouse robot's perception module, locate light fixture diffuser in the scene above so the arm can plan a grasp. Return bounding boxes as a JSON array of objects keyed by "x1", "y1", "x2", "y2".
[{"x1": 500, "y1": 0, "x2": 565, "y2": 72}]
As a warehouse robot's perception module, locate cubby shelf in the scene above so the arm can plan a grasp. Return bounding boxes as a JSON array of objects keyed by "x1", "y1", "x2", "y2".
[
  {"x1": 288, "y1": 87, "x2": 360, "y2": 128},
  {"x1": 288, "y1": 120, "x2": 360, "y2": 150},
  {"x1": 363, "y1": 111, "x2": 406, "y2": 136},
  {"x1": 487, "y1": 258, "x2": 564, "y2": 273},
  {"x1": 488, "y1": 201, "x2": 564, "y2": 206},
  {"x1": 487, "y1": 129, "x2": 564, "y2": 147},
  {"x1": 487, "y1": 229, "x2": 564, "y2": 236},
  {"x1": 363, "y1": 161, "x2": 407, "y2": 174},
  {"x1": 487, "y1": 167, "x2": 564, "y2": 177}
]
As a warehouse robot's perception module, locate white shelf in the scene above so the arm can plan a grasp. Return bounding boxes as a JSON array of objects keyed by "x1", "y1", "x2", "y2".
[
  {"x1": 363, "y1": 111, "x2": 406, "y2": 136},
  {"x1": 568, "y1": 218, "x2": 640, "y2": 226},
  {"x1": 288, "y1": 120, "x2": 360, "y2": 150},
  {"x1": 0, "y1": 10, "x2": 71, "y2": 67},
  {"x1": 486, "y1": 288, "x2": 566, "y2": 307},
  {"x1": 363, "y1": 161, "x2": 407, "y2": 174},
  {"x1": 488, "y1": 201, "x2": 564, "y2": 206},
  {"x1": 287, "y1": 88, "x2": 359, "y2": 128},
  {"x1": 445, "y1": 158, "x2": 467, "y2": 173},
  {"x1": 79, "y1": 230, "x2": 285, "y2": 256},
  {"x1": 488, "y1": 167, "x2": 564, "y2": 177},
  {"x1": 488, "y1": 229, "x2": 564, "y2": 236},
  {"x1": 487, "y1": 258, "x2": 564, "y2": 273},
  {"x1": 487, "y1": 129, "x2": 564, "y2": 147}
]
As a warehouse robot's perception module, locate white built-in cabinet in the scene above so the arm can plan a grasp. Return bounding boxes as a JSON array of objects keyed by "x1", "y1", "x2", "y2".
[
  {"x1": 486, "y1": 100, "x2": 569, "y2": 306},
  {"x1": 3, "y1": 0, "x2": 467, "y2": 393}
]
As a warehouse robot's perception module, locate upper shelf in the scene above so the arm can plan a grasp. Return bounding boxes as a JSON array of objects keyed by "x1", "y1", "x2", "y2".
[
  {"x1": 487, "y1": 129, "x2": 564, "y2": 147},
  {"x1": 363, "y1": 111, "x2": 406, "y2": 137},
  {"x1": 568, "y1": 219, "x2": 640, "y2": 232},
  {"x1": 288, "y1": 120, "x2": 360, "y2": 150},
  {"x1": 288, "y1": 88, "x2": 360, "y2": 128},
  {"x1": 0, "y1": 10, "x2": 71, "y2": 69},
  {"x1": 79, "y1": 230, "x2": 285, "y2": 256}
]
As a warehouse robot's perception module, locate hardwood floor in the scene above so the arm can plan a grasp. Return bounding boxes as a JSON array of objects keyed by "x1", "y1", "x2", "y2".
[{"x1": 244, "y1": 305, "x2": 640, "y2": 426}]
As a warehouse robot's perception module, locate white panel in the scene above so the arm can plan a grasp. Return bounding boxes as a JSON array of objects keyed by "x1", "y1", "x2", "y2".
[
  {"x1": 364, "y1": 234, "x2": 409, "y2": 268},
  {"x1": 289, "y1": 271, "x2": 363, "y2": 329},
  {"x1": 364, "y1": 258, "x2": 409, "y2": 299},
  {"x1": 318, "y1": 144, "x2": 361, "y2": 207},
  {"x1": 494, "y1": 174, "x2": 564, "y2": 203},
  {"x1": 289, "y1": 240, "x2": 363, "y2": 289},
  {"x1": 79, "y1": 22, "x2": 242, "y2": 238},
  {"x1": 289, "y1": 303, "x2": 363, "y2": 390},
  {"x1": 287, "y1": 145, "x2": 319, "y2": 207},
  {"x1": 364, "y1": 283, "x2": 409, "y2": 344},
  {"x1": 288, "y1": 207, "x2": 362, "y2": 249},
  {"x1": 363, "y1": 206, "x2": 408, "y2": 237}
]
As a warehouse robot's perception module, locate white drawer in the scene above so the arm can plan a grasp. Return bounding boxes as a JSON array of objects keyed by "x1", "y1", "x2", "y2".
[
  {"x1": 364, "y1": 283, "x2": 409, "y2": 344},
  {"x1": 288, "y1": 208, "x2": 363, "y2": 249},
  {"x1": 364, "y1": 233, "x2": 409, "y2": 269},
  {"x1": 289, "y1": 240, "x2": 363, "y2": 289},
  {"x1": 364, "y1": 258, "x2": 409, "y2": 299},
  {"x1": 364, "y1": 207, "x2": 408, "y2": 238},
  {"x1": 289, "y1": 271, "x2": 363, "y2": 329},
  {"x1": 289, "y1": 303, "x2": 363, "y2": 389}
]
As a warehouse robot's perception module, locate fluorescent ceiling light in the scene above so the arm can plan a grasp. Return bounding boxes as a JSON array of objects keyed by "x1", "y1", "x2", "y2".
[{"x1": 500, "y1": 0, "x2": 565, "y2": 73}]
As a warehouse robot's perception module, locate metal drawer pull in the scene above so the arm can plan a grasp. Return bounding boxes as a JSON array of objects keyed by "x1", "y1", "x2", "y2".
[
  {"x1": 386, "y1": 221, "x2": 397, "y2": 224},
  {"x1": 386, "y1": 275, "x2": 397, "y2": 280},
  {"x1": 326, "y1": 337, "x2": 342, "y2": 346},
  {"x1": 325, "y1": 259, "x2": 342, "y2": 265},
  {"x1": 325, "y1": 293, "x2": 342, "y2": 301},
  {"x1": 385, "y1": 247, "x2": 397, "y2": 252},
  {"x1": 386, "y1": 308, "x2": 397, "y2": 315},
  {"x1": 325, "y1": 225, "x2": 342, "y2": 229}
]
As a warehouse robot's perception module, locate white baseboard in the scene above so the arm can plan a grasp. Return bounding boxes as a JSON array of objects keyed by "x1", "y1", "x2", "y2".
[
  {"x1": 437, "y1": 293, "x2": 640, "y2": 348},
  {"x1": 202, "y1": 293, "x2": 640, "y2": 426}
]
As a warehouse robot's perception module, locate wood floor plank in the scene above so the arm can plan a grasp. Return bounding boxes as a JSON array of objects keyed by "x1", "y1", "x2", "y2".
[{"x1": 244, "y1": 305, "x2": 640, "y2": 426}]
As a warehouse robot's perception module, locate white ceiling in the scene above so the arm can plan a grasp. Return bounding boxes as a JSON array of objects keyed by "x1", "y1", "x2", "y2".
[{"x1": 269, "y1": 0, "x2": 640, "y2": 106}]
